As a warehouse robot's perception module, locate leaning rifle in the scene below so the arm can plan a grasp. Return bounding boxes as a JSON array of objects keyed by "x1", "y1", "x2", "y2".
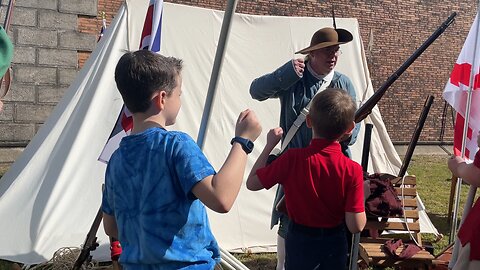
[
  {"x1": 355, "y1": 12, "x2": 456, "y2": 123},
  {"x1": 398, "y1": 96, "x2": 434, "y2": 177},
  {"x1": 3, "y1": 0, "x2": 15, "y2": 31},
  {"x1": 71, "y1": 206, "x2": 103, "y2": 270}
]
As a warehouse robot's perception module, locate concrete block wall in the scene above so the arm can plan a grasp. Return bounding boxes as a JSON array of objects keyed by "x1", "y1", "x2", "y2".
[{"x1": 0, "y1": 0, "x2": 102, "y2": 163}]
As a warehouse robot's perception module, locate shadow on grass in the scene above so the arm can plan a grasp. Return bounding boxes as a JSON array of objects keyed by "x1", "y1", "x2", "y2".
[{"x1": 427, "y1": 213, "x2": 450, "y2": 236}]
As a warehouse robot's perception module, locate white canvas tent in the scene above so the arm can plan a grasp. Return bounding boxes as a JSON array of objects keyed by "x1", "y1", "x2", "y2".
[{"x1": 0, "y1": 0, "x2": 437, "y2": 265}]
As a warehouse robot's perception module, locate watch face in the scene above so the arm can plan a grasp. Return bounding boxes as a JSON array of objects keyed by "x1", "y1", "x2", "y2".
[
  {"x1": 231, "y1": 137, "x2": 254, "y2": 153},
  {"x1": 246, "y1": 140, "x2": 254, "y2": 150}
]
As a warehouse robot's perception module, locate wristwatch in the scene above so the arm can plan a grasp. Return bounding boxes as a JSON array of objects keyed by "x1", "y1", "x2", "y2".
[{"x1": 230, "y1": 136, "x2": 254, "y2": 154}]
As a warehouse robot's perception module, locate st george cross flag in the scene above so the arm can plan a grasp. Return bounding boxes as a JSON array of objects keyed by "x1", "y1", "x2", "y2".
[
  {"x1": 443, "y1": 13, "x2": 480, "y2": 161},
  {"x1": 98, "y1": 0, "x2": 164, "y2": 163}
]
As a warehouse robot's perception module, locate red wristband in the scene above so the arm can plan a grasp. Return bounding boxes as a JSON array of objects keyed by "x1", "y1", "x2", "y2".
[{"x1": 110, "y1": 240, "x2": 122, "y2": 261}]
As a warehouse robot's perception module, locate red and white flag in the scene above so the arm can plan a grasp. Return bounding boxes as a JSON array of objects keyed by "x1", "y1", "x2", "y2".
[
  {"x1": 443, "y1": 13, "x2": 480, "y2": 161},
  {"x1": 98, "y1": 0, "x2": 164, "y2": 163}
]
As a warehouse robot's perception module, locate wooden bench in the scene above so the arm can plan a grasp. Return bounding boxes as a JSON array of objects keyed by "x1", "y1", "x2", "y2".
[{"x1": 358, "y1": 175, "x2": 435, "y2": 269}]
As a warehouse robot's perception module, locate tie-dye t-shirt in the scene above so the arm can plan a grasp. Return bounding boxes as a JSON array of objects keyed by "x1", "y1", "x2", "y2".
[{"x1": 102, "y1": 127, "x2": 220, "y2": 270}]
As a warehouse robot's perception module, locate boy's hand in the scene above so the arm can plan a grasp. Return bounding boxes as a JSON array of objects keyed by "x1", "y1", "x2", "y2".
[
  {"x1": 235, "y1": 109, "x2": 262, "y2": 142},
  {"x1": 448, "y1": 155, "x2": 464, "y2": 174},
  {"x1": 477, "y1": 131, "x2": 480, "y2": 148},
  {"x1": 266, "y1": 127, "x2": 283, "y2": 148}
]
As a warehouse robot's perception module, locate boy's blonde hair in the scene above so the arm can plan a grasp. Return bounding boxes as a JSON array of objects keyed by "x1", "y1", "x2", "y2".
[{"x1": 309, "y1": 88, "x2": 356, "y2": 140}]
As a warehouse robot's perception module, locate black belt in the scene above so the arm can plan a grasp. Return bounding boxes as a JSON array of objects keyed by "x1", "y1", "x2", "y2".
[{"x1": 288, "y1": 221, "x2": 344, "y2": 236}]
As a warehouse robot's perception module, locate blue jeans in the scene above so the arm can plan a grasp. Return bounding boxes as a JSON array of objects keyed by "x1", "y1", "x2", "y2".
[{"x1": 285, "y1": 222, "x2": 347, "y2": 270}]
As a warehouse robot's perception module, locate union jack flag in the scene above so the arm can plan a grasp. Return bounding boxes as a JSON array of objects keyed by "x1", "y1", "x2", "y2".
[{"x1": 99, "y1": 0, "x2": 164, "y2": 163}]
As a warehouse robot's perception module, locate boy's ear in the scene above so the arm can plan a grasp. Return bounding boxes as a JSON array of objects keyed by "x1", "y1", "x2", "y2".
[
  {"x1": 152, "y1": 91, "x2": 167, "y2": 109},
  {"x1": 344, "y1": 121, "x2": 355, "y2": 136},
  {"x1": 306, "y1": 113, "x2": 312, "y2": 128}
]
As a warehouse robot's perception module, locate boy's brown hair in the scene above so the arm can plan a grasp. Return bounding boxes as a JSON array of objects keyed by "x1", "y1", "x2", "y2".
[
  {"x1": 309, "y1": 88, "x2": 356, "y2": 140},
  {"x1": 114, "y1": 50, "x2": 183, "y2": 113}
]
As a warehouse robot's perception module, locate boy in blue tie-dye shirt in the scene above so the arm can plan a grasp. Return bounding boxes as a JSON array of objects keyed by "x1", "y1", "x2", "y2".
[{"x1": 102, "y1": 50, "x2": 262, "y2": 270}]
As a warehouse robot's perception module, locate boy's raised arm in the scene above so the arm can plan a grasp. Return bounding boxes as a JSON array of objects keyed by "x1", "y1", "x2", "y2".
[
  {"x1": 448, "y1": 155, "x2": 480, "y2": 187},
  {"x1": 192, "y1": 109, "x2": 261, "y2": 213},
  {"x1": 246, "y1": 127, "x2": 283, "y2": 191},
  {"x1": 448, "y1": 132, "x2": 480, "y2": 187}
]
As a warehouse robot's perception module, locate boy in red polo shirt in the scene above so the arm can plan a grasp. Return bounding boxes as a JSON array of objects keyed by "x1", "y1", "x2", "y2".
[
  {"x1": 247, "y1": 88, "x2": 366, "y2": 270},
  {"x1": 448, "y1": 132, "x2": 480, "y2": 270}
]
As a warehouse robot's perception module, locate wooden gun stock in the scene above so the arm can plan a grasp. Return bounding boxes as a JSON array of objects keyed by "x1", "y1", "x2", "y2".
[{"x1": 71, "y1": 207, "x2": 103, "y2": 270}]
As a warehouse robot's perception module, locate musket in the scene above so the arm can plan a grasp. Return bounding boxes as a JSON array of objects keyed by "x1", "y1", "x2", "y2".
[
  {"x1": 3, "y1": 0, "x2": 15, "y2": 31},
  {"x1": 355, "y1": 12, "x2": 456, "y2": 123},
  {"x1": 71, "y1": 206, "x2": 103, "y2": 270},
  {"x1": 398, "y1": 95, "x2": 434, "y2": 177}
]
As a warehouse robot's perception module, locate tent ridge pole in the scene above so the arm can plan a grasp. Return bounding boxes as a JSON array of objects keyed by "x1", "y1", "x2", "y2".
[{"x1": 197, "y1": 0, "x2": 238, "y2": 149}]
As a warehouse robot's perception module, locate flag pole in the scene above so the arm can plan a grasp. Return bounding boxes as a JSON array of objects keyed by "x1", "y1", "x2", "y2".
[
  {"x1": 449, "y1": 4, "x2": 480, "y2": 268},
  {"x1": 196, "y1": 0, "x2": 238, "y2": 149},
  {"x1": 193, "y1": 1, "x2": 250, "y2": 269}
]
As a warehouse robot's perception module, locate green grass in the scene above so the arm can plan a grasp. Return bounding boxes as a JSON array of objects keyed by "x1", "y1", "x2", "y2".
[
  {"x1": 1, "y1": 155, "x2": 477, "y2": 269},
  {"x1": 410, "y1": 155, "x2": 479, "y2": 255}
]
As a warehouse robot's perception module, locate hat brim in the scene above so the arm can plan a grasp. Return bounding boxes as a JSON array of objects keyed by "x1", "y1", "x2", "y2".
[{"x1": 295, "y1": 28, "x2": 353, "y2": 54}]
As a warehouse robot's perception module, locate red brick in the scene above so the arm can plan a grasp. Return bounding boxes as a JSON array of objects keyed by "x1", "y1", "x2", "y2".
[{"x1": 79, "y1": 0, "x2": 471, "y2": 143}]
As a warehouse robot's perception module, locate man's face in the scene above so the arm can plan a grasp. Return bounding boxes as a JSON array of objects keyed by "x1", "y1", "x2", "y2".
[{"x1": 309, "y1": 45, "x2": 341, "y2": 75}]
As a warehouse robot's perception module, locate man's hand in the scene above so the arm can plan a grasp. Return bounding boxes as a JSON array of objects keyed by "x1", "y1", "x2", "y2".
[{"x1": 293, "y1": 58, "x2": 305, "y2": 77}]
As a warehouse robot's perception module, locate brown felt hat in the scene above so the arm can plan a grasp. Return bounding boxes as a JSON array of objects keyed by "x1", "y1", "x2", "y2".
[{"x1": 295, "y1": 27, "x2": 353, "y2": 54}]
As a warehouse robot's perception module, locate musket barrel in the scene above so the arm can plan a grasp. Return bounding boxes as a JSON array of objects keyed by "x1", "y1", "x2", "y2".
[
  {"x1": 3, "y1": 0, "x2": 15, "y2": 32},
  {"x1": 355, "y1": 12, "x2": 456, "y2": 123}
]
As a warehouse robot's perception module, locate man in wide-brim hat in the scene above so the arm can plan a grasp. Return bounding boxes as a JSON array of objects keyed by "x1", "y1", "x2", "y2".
[
  {"x1": 295, "y1": 27, "x2": 353, "y2": 75},
  {"x1": 249, "y1": 26, "x2": 359, "y2": 270}
]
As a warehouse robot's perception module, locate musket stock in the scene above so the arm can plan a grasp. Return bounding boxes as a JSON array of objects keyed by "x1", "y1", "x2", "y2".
[
  {"x1": 355, "y1": 12, "x2": 456, "y2": 123},
  {"x1": 72, "y1": 206, "x2": 103, "y2": 270}
]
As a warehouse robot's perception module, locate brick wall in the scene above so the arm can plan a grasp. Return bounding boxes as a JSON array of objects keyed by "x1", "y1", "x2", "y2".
[
  {"x1": 3, "y1": 0, "x2": 472, "y2": 163},
  {"x1": 90, "y1": 0, "x2": 470, "y2": 144},
  {"x1": 169, "y1": 0, "x2": 471, "y2": 144}
]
